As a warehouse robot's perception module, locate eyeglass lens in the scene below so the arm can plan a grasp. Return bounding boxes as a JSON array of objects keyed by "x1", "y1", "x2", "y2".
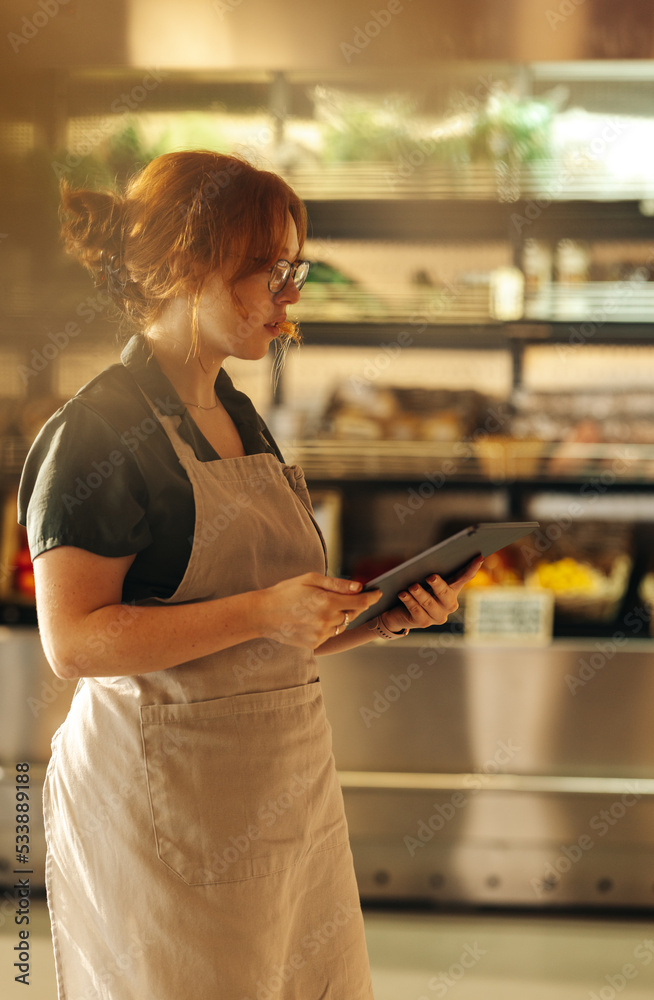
[{"x1": 269, "y1": 260, "x2": 310, "y2": 293}]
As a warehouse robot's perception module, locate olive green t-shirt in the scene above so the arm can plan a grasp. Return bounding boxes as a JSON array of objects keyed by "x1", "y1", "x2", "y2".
[{"x1": 17, "y1": 335, "x2": 283, "y2": 603}]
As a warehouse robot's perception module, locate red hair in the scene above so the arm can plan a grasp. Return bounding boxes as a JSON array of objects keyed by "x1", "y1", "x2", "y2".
[{"x1": 60, "y1": 150, "x2": 307, "y2": 342}]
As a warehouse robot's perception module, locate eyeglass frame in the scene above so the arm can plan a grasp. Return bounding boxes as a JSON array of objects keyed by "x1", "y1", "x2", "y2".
[{"x1": 268, "y1": 258, "x2": 311, "y2": 294}]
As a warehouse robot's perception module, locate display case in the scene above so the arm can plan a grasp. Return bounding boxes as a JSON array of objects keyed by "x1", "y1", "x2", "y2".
[{"x1": 3, "y1": 62, "x2": 654, "y2": 905}]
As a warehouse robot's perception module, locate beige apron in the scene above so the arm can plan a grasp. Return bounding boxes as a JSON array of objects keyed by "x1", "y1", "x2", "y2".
[{"x1": 43, "y1": 407, "x2": 374, "y2": 1000}]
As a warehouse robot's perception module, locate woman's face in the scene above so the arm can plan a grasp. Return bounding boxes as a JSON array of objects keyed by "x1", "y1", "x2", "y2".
[{"x1": 196, "y1": 213, "x2": 302, "y2": 363}]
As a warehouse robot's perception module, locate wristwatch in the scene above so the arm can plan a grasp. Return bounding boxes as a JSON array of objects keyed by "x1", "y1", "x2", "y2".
[{"x1": 367, "y1": 614, "x2": 410, "y2": 640}]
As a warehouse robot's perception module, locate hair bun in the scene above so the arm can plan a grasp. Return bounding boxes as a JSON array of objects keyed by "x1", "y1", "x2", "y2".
[{"x1": 59, "y1": 182, "x2": 124, "y2": 283}]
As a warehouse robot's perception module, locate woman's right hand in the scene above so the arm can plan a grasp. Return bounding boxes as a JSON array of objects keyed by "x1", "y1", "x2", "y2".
[
  {"x1": 257, "y1": 572, "x2": 382, "y2": 649},
  {"x1": 33, "y1": 548, "x2": 380, "y2": 679}
]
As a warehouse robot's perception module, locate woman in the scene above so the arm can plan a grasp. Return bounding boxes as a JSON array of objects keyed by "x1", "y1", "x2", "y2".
[{"x1": 18, "y1": 150, "x2": 480, "y2": 1000}]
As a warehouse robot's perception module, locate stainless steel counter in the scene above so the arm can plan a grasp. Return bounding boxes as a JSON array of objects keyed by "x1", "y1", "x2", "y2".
[
  {"x1": 320, "y1": 635, "x2": 654, "y2": 907},
  {"x1": 2, "y1": 627, "x2": 654, "y2": 906},
  {"x1": 0, "y1": 628, "x2": 74, "y2": 888}
]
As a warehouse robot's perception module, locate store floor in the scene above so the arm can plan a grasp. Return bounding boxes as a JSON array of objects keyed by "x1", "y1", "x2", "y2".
[{"x1": 2, "y1": 897, "x2": 654, "y2": 998}]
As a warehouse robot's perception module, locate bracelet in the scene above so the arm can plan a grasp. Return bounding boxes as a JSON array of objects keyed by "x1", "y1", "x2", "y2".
[{"x1": 367, "y1": 614, "x2": 410, "y2": 640}]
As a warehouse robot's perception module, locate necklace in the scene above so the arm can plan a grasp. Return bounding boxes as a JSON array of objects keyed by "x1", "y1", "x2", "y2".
[{"x1": 180, "y1": 397, "x2": 220, "y2": 411}]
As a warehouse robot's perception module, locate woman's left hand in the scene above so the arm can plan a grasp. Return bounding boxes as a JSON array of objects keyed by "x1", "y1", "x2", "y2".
[{"x1": 381, "y1": 555, "x2": 484, "y2": 632}]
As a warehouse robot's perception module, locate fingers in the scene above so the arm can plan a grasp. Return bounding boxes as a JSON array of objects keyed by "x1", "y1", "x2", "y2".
[
  {"x1": 376, "y1": 560, "x2": 485, "y2": 632},
  {"x1": 332, "y1": 609, "x2": 350, "y2": 636},
  {"x1": 449, "y1": 555, "x2": 485, "y2": 590},
  {"x1": 304, "y1": 573, "x2": 382, "y2": 619},
  {"x1": 305, "y1": 572, "x2": 364, "y2": 594},
  {"x1": 265, "y1": 573, "x2": 382, "y2": 648},
  {"x1": 397, "y1": 571, "x2": 461, "y2": 626}
]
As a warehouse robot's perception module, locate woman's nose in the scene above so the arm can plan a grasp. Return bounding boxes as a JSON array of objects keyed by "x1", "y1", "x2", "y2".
[{"x1": 276, "y1": 278, "x2": 301, "y2": 304}]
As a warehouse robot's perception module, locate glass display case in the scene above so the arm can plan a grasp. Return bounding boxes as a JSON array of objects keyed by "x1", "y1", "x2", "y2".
[{"x1": 3, "y1": 61, "x2": 654, "y2": 905}]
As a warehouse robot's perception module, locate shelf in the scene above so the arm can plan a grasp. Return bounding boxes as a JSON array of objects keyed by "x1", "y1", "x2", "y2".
[
  {"x1": 288, "y1": 164, "x2": 654, "y2": 204},
  {"x1": 299, "y1": 286, "x2": 500, "y2": 327},
  {"x1": 303, "y1": 196, "x2": 654, "y2": 242},
  {"x1": 298, "y1": 288, "x2": 654, "y2": 331},
  {"x1": 524, "y1": 283, "x2": 654, "y2": 324},
  {"x1": 297, "y1": 321, "x2": 507, "y2": 349},
  {"x1": 280, "y1": 439, "x2": 654, "y2": 484}
]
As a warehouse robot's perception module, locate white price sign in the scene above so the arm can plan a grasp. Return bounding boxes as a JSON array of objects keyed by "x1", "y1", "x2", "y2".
[{"x1": 464, "y1": 587, "x2": 554, "y2": 645}]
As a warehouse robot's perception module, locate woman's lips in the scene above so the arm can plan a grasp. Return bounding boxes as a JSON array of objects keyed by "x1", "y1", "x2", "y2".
[{"x1": 265, "y1": 318, "x2": 287, "y2": 335}]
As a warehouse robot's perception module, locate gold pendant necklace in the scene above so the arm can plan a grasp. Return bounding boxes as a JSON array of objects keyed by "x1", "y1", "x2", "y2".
[{"x1": 181, "y1": 397, "x2": 219, "y2": 410}]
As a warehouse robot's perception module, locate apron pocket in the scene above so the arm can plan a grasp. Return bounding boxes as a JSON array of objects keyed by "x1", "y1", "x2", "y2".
[{"x1": 140, "y1": 681, "x2": 337, "y2": 886}]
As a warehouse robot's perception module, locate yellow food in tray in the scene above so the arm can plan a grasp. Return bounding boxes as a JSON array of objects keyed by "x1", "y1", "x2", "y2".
[
  {"x1": 530, "y1": 557, "x2": 600, "y2": 592},
  {"x1": 525, "y1": 553, "x2": 631, "y2": 622}
]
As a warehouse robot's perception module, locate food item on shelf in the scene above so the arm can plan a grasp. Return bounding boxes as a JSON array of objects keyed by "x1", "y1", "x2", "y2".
[
  {"x1": 322, "y1": 385, "x2": 493, "y2": 442},
  {"x1": 528, "y1": 556, "x2": 602, "y2": 592},
  {"x1": 0, "y1": 494, "x2": 35, "y2": 603},
  {"x1": 521, "y1": 520, "x2": 633, "y2": 622},
  {"x1": 510, "y1": 389, "x2": 654, "y2": 444},
  {"x1": 525, "y1": 553, "x2": 631, "y2": 622},
  {"x1": 459, "y1": 520, "x2": 633, "y2": 625},
  {"x1": 386, "y1": 413, "x2": 422, "y2": 440},
  {"x1": 12, "y1": 533, "x2": 35, "y2": 599},
  {"x1": 522, "y1": 239, "x2": 553, "y2": 296},
  {"x1": 419, "y1": 411, "x2": 464, "y2": 442},
  {"x1": 330, "y1": 408, "x2": 384, "y2": 439},
  {"x1": 555, "y1": 239, "x2": 591, "y2": 284},
  {"x1": 548, "y1": 418, "x2": 604, "y2": 474},
  {"x1": 462, "y1": 549, "x2": 522, "y2": 589}
]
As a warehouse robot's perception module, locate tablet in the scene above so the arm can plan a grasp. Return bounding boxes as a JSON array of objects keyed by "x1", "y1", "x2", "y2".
[{"x1": 349, "y1": 521, "x2": 539, "y2": 628}]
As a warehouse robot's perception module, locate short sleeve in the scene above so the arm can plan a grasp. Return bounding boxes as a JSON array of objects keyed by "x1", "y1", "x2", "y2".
[{"x1": 17, "y1": 399, "x2": 153, "y2": 561}]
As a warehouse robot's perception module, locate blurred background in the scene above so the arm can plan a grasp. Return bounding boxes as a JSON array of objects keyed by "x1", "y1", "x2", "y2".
[{"x1": 3, "y1": 1, "x2": 654, "y2": 996}]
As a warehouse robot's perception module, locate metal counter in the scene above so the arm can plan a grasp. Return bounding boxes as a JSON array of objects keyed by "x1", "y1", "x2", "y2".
[
  {"x1": 2, "y1": 627, "x2": 654, "y2": 907},
  {"x1": 320, "y1": 635, "x2": 654, "y2": 908}
]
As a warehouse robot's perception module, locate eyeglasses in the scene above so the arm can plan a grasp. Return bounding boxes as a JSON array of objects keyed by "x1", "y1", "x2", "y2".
[{"x1": 268, "y1": 259, "x2": 311, "y2": 294}]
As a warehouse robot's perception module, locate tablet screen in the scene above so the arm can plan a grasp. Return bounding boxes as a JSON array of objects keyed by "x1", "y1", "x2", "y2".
[{"x1": 350, "y1": 521, "x2": 539, "y2": 628}]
